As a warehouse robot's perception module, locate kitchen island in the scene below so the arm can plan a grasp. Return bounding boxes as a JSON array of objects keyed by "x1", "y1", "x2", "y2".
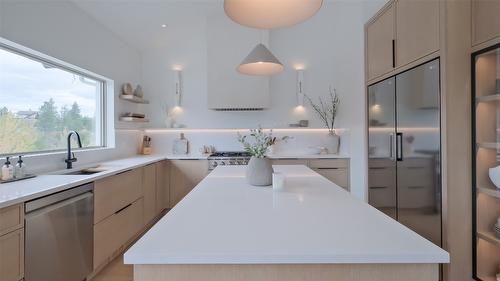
[{"x1": 124, "y1": 165, "x2": 449, "y2": 281}]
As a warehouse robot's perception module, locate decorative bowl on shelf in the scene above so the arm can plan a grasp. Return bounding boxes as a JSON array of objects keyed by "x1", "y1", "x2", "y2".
[{"x1": 488, "y1": 166, "x2": 500, "y2": 189}]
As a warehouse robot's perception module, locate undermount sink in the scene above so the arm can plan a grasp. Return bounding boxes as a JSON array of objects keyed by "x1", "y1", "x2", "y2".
[{"x1": 56, "y1": 167, "x2": 107, "y2": 176}]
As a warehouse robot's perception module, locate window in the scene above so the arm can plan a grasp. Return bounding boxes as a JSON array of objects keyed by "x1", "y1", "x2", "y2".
[{"x1": 0, "y1": 42, "x2": 107, "y2": 155}]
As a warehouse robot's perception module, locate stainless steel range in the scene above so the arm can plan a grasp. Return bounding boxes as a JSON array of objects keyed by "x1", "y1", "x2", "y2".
[{"x1": 208, "y1": 151, "x2": 251, "y2": 171}]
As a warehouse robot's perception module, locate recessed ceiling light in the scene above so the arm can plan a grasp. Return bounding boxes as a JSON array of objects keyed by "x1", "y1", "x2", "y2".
[{"x1": 161, "y1": 24, "x2": 167, "y2": 28}]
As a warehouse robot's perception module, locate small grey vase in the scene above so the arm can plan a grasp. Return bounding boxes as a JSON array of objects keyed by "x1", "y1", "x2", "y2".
[{"x1": 246, "y1": 156, "x2": 273, "y2": 186}]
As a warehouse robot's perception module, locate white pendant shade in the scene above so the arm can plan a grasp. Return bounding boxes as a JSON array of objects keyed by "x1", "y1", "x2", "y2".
[
  {"x1": 224, "y1": 0, "x2": 323, "y2": 29},
  {"x1": 237, "y1": 43, "x2": 284, "y2": 76}
]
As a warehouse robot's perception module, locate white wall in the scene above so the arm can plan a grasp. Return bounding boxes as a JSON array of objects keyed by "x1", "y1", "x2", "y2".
[
  {"x1": 140, "y1": 0, "x2": 387, "y2": 200},
  {"x1": 0, "y1": 0, "x2": 144, "y2": 172}
]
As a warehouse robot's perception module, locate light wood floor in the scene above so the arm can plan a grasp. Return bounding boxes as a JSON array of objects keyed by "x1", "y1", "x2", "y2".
[{"x1": 90, "y1": 255, "x2": 133, "y2": 281}]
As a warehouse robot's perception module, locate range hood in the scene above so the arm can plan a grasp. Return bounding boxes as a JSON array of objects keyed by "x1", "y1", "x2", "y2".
[{"x1": 206, "y1": 14, "x2": 271, "y2": 111}]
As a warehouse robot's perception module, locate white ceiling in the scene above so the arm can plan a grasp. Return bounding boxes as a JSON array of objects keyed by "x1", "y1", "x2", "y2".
[{"x1": 71, "y1": 0, "x2": 221, "y2": 51}]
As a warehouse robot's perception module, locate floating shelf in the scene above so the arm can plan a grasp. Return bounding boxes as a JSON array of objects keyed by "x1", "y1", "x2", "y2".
[
  {"x1": 477, "y1": 142, "x2": 500, "y2": 149},
  {"x1": 477, "y1": 231, "x2": 500, "y2": 247},
  {"x1": 119, "y1": 117, "x2": 149, "y2": 123},
  {"x1": 477, "y1": 185, "x2": 500, "y2": 199},
  {"x1": 476, "y1": 94, "x2": 500, "y2": 103},
  {"x1": 119, "y1": 94, "x2": 149, "y2": 104}
]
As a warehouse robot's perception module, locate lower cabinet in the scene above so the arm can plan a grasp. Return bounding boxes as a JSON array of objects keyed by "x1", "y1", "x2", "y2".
[
  {"x1": 0, "y1": 203, "x2": 24, "y2": 281},
  {"x1": 271, "y1": 158, "x2": 350, "y2": 191},
  {"x1": 0, "y1": 228, "x2": 24, "y2": 281},
  {"x1": 309, "y1": 159, "x2": 350, "y2": 191},
  {"x1": 93, "y1": 198, "x2": 144, "y2": 270},
  {"x1": 169, "y1": 160, "x2": 209, "y2": 207},
  {"x1": 155, "y1": 160, "x2": 170, "y2": 213},
  {"x1": 143, "y1": 164, "x2": 157, "y2": 223}
]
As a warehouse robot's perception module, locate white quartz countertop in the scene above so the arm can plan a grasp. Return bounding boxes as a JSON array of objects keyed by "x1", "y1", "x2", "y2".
[
  {"x1": 0, "y1": 153, "x2": 349, "y2": 209},
  {"x1": 124, "y1": 165, "x2": 449, "y2": 265},
  {"x1": 0, "y1": 155, "x2": 166, "y2": 208}
]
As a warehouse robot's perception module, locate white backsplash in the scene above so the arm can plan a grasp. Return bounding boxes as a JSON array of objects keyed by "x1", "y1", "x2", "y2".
[{"x1": 143, "y1": 128, "x2": 350, "y2": 157}]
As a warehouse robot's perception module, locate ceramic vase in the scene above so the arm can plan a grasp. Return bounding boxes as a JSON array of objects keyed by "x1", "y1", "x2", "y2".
[
  {"x1": 326, "y1": 131, "x2": 340, "y2": 154},
  {"x1": 246, "y1": 156, "x2": 273, "y2": 186},
  {"x1": 489, "y1": 165, "x2": 500, "y2": 189}
]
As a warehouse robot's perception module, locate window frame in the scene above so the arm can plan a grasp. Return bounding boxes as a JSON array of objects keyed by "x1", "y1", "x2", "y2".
[{"x1": 0, "y1": 37, "x2": 115, "y2": 157}]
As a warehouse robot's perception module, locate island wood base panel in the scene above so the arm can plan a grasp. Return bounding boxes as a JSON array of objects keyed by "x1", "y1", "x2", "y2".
[{"x1": 134, "y1": 263, "x2": 438, "y2": 281}]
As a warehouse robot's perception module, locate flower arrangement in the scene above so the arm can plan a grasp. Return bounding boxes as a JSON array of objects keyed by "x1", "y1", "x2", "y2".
[
  {"x1": 305, "y1": 86, "x2": 340, "y2": 134},
  {"x1": 237, "y1": 127, "x2": 290, "y2": 158}
]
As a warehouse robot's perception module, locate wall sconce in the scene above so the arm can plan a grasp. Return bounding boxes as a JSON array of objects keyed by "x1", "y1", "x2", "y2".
[
  {"x1": 296, "y1": 69, "x2": 305, "y2": 106},
  {"x1": 174, "y1": 70, "x2": 182, "y2": 107}
]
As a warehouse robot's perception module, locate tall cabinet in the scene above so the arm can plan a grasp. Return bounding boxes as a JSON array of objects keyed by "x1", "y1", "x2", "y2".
[
  {"x1": 472, "y1": 43, "x2": 500, "y2": 281},
  {"x1": 365, "y1": 0, "x2": 439, "y2": 82}
]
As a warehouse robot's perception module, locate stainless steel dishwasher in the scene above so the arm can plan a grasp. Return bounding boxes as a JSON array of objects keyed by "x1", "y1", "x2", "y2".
[{"x1": 25, "y1": 183, "x2": 93, "y2": 281}]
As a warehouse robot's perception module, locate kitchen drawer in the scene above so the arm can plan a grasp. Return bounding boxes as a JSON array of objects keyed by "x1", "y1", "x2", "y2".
[
  {"x1": 271, "y1": 159, "x2": 308, "y2": 166},
  {"x1": 143, "y1": 164, "x2": 157, "y2": 224},
  {"x1": 93, "y1": 198, "x2": 144, "y2": 269},
  {"x1": 308, "y1": 159, "x2": 349, "y2": 169},
  {"x1": 94, "y1": 168, "x2": 143, "y2": 224},
  {"x1": 313, "y1": 168, "x2": 349, "y2": 190},
  {"x1": 0, "y1": 204, "x2": 23, "y2": 236},
  {"x1": 0, "y1": 228, "x2": 24, "y2": 281}
]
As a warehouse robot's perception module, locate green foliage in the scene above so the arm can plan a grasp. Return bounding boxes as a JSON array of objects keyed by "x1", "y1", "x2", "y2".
[
  {"x1": 1, "y1": 100, "x2": 96, "y2": 154},
  {"x1": 237, "y1": 127, "x2": 290, "y2": 158},
  {"x1": 0, "y1": 111, "x2": 38, "y2": 153}
]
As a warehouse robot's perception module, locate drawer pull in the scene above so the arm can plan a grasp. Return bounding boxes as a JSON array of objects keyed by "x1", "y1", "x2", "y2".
[
  {"x1": 370, "y1": 186, "x2": 387, "y2": 189},
  {"x1": 316, "y1": 167, "x2": 342, "y2": 170},
  {"x1": 369, "y1": 167, "x2": 388, "y2": 170},
  {"x1": 114, "y1": 203, "x2": 132, "y2": 215}
]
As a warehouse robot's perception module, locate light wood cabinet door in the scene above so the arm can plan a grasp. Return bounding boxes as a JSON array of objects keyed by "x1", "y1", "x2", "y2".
[
  {"x1": 94, "y1": 168, "x2": 143, "y2": 224},
  {"x1": 0, "y1": 204, "x2": 23, "y2": 236},
  {"x1": 366, "y1": 3, "x2": 395, "y2": 81},
  {"x1": 0, "y1": 228, "x2": 24, "y2": 281},
  {"x1": 169, "y1": 160, "x2": 209, "y2": 207},
  {"x1": 94, "y1": 198, "x2": 143, "y2": 270},
  {"x1": 395, "y1": 0, "x2": 439, "y2": 67},
  {"x1": 309, "y1": 159, "x2": 350, "y2": 190},
  {"x1": 156, "y1": 160, "x2": 170, "y2": 213},
  {"x1": 313, "y1": 168, "x2": 349, "y2": 190},
  {"x1": 143, "y1": 164, "x2": 157, "y2": 224},
  {"x1": 271, "y1": 159, "x2": 309, "y2": 166},
  {"x1": 472, "y1": 0, "x2": 500, "y2": 46}
]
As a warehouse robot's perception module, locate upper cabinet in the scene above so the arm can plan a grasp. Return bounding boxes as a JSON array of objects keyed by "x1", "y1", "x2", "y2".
[
  {"x1": 395, "y1": 0, "x2": 439, "y2": 67},
  {"x1": 366, "y1": 0, "x2": 440, "y2": 82},
  {"x1": 366, "y1": 3, "x2": 395, "y2": 81},
  {"x1": 472, "y1": 0, "x2": 500, "y2": 46}
]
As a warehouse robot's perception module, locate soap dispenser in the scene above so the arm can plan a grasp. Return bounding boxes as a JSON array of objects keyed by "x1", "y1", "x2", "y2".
[
  {"x1": 14, "y1": 156, "x2": 26, "y2": 179},
  {"x1": 1, "y1": 157, "x2": 14, "y2": 181}
]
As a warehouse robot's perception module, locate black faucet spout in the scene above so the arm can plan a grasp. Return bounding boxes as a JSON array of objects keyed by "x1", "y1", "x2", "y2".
[{"x1": 65, "y1": 131, "x2": 82, "y2": 169}]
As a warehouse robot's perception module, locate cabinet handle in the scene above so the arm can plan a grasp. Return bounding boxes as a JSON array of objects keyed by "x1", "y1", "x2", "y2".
[
  {"x1": 396, "y1": 132, "x2": 403, "y2": 161},
  {"x1": 392, "y1": 39, "x2": 395, "y2": 68},
  {"x1": 316, "y1": 167, "x2": 342, "y2": 170},
  {"x1": 408, "y1": 185, "x2": 425, "y2": 189},
  {"x1": 370, "y1": 186, "x2": 387, "y2": 189},
  {"x1": 114, "y1": 203, "x2": 132, "y2": 215},
  {"x1": 369, "y1": 167, "x2": 387, "y2": 170}
]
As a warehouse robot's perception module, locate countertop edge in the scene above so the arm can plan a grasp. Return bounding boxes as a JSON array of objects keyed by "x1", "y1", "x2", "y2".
[{"x1": 0, "y1": 153, "x2": 350, "y2": 209}]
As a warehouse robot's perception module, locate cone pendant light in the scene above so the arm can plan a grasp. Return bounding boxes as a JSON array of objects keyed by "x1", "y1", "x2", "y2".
[
  {"x1": 224, "y1": 0, "x2": 323, "y2": 29},
  {"x1": 237, "y1": 43, "x2": 284, "y2": 76}
]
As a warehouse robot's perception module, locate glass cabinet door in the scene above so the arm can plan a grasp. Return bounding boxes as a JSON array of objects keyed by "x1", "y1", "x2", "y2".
[{"x1": 472, "y1": 44, "x2": 500, "y2": 281}]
